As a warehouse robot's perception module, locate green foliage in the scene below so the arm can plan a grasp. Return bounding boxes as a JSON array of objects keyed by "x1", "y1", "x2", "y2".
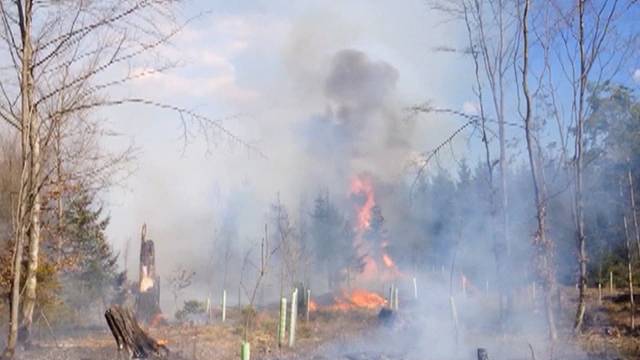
[
  {"x1": 586, "y1": 84, "x2": 640, "y2": 163},
  {"x1": 175, "y1": 299, "x2": 207, "y2": 322},
  {"x1": 309, "y1": 192, "x2": 356, "y2": 287},
  {"x1": 61, "y1": 188, "x2": 119, "y2": 311}
]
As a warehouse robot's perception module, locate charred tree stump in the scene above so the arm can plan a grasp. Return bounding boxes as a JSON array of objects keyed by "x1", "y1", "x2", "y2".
[
  {"x1": 477, "y1": 348, "x2": 489, "y2": 360},
  {"x1": 105, "y1": 305, "x2": 169, "y2": 359},
  {"x1": 136, "y1": 224, "x2": 162, "y2": 323}
]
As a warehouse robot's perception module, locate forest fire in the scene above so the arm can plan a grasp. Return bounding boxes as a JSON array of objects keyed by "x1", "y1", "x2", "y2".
[
  {"x1": 382, "y1": 254, "x2": 395, "y2": 268},
  {"x1": 156, "y1": 339, "x2": 168, "y2": 346},
  {"x1": 331, "y1": 289, "x2": 387, "y2": 311},
  {"x1": 349, "y1": 175, "x2": 402, "y2": 281},
  {"x1": 351, "y1": 176, "x2": 376, "y2": 229},
  {"x1": 139, "y1": 266, "x2": 154, "y2": 292},
  {"x1": 308, "y1": 299, "x2": 318, "y2": 312},
  {"x1": 1, "y1": 1, "x2": 637, "y2": 359},
  {"x1": 149, "y1": 312, "x2": 167, "y2": 328}
]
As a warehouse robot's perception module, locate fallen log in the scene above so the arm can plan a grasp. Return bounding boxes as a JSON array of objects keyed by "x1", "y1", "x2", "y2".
[{"x1": 105, "y1": 305, "x2": 169, "y2": 359}]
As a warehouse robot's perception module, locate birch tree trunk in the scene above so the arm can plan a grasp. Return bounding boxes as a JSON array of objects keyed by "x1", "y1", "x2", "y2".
[
  {"x1": 627, "y1": 164, "x2": 640, "y2": 260},
  {"x1": 3, "y1": 1, "x2": 35, "y2": 356},
  {"x1": 20, "y1": 77, "x2": 40, "y2": 346},
  {"x1": 3, "y1": 140, "x2": 30, "y2": 358},
  {"x1": 522, "y1": 0, "x2": 557, "y2": 340},
  {"x1": 573, "y1": 0, "x2": 588, "y2": 333},
  {"x1": 623, "y1": 215, "x2": 635, "y2": 330}
]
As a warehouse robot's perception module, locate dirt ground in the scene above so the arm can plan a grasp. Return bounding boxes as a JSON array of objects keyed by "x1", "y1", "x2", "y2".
[
  {"x1": 14, "y1": 308, "x2": 378, "y2": 360},
  {"x1": 8, "y1": 287, "x2": 640, "y2": 360}
]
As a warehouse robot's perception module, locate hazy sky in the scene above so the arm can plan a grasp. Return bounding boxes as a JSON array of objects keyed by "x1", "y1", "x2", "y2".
[
  {"x1": 102, "y1": 0, "x2": 479, "y2": 270},
  {"x1": 101, "y1": 1, "x2": 640, "y2": 277}
]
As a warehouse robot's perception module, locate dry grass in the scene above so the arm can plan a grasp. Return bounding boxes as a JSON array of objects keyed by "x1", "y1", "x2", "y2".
[
  {"x1": 11, "y1": 287, "x2": 640, "y2": 359},
  {"x1": 569, "y1": 287, "x2": 640, "y2": 359},
  {"x1": 15, "y1": 307, "x2": 375, "y2": 360}
]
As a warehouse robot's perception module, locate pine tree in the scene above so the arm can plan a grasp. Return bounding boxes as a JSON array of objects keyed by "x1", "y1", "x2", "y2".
[
  {"x1": 61, "y1": 189, "x2": 118, "y2": 310},
  {"x1": 310, "y1": 192, "x2": 354, "y2": 288}
]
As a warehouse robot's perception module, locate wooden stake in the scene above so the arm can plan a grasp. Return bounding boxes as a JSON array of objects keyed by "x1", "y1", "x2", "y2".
[
  {"x1": 305, "y1": 289, "x2": 311, "y2": 322},
  {"x1": 461, "y1": 275, "x2": 467, "y2": 298},
  {"x1": 222, "y1": 289, "x2": 227, "y2": 322},
  {"x1": 610, "y1": 271, "x2": 614, "y2": 294},
  {"x1": 289, "y1": 289, "x2": 298, "y2": 347},
  {"x1": 598, "y1": 283, "x2": 602, "y2": 305},
  {"x1": 449, "y1": 296, "x2": 459, "y2": 339},
  {"x1": 206, "y1": 297, "x2": 211, "y2": 322},
  {"x1": 393, "y1": 287, "x2": 399, "y2": 311},
  {"x1": 388, "y1": 285, "x2": 394, "y2": 309},
  {"x1": 624, "y1": 212, "x2": 635, "y2": 329},
  {"x1": 532, "y1": 281, "x2": 536, "y2": 303},
  {"x1": 192, "y1": 327, "x2": 197, "y2": 360},
  {"x1": 278, "y1": 297, "x2": 287, "y2": 348},
  {"x1": 556, "y1": 288, "x2": 563, "y2": 314}
]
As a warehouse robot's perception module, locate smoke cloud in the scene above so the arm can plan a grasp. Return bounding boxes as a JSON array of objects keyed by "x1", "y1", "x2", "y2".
[{"x1": 103, "y1": 1, "x2": 473, "y2": 317}]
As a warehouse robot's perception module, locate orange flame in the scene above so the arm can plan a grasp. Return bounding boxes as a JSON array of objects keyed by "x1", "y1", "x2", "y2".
[
  {"x1": 349, "y1": 175, "x2": 404, "y2": 282},
  {"x1": 157, "y1": 339, "x2": 168, "y2": 346},
  {"x1": 308, "y1": 299, "x2": 318, "y2": 312},
  {"x1": 382, "y1": 254, "x2": 395, "y2": 268},
  {"x1": 331, "y1": 289, "x2": 386, "y2": 311},
  {"x1": 140, "y1": 266, "x2": 154, "y2": 292},
  {"x1": 149, "y1": 312, "x2": 166, "y2": 327},
  {"x1": 350, "y1": 176, "x2": 376, "y2": 231}
]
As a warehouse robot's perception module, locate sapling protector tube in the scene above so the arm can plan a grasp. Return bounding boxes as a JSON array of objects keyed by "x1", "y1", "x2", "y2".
[
  {"x1": 289, "y1": 288, "x2": 298, "y2": 347},
  {"x1": 278, "y1": 297, "x2": 287, "y2": 347},
  {"x1": 241, "y1": 341, "x2": 250, "y2": 360}
]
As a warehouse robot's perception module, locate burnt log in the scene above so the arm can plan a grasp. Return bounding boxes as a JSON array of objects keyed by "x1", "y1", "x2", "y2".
[
  {"x1": 377, "y1": 308, "x2": 396, "y2": 327},
  {"x1": 477, "y1": 348, "x2": 489, "y2": 360},
  {"x1": 105, "y1": 305, "x2": 169, "y2": 359}
]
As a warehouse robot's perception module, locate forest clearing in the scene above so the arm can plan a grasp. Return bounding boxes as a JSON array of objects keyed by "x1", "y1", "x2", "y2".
[
  {"x1": 6, "y1": 283, "x2": 640, "y2": 359},
  {"x1": 1, "y1": 0, "x2": 640, "y2": 359}
]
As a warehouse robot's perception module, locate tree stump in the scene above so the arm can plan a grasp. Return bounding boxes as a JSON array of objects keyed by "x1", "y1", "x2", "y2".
[
  {"x1": 477, "y1": 348, "x2": 489, "y2": 360},
  {"x1": 105, "y1": 305, "x2": 169, "y2": 359},
  {"x1": 137, "y1": 224, "x2": 162, "y2": 323}
]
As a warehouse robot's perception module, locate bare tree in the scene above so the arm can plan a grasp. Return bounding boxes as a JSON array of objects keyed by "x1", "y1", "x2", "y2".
[
  {"x1": 621, "y1": 180, "x2": 636, "y2": 329},
  {"x1": 465, "y1": 0, "x2": 517, "y2": 259},
  {"x1": 573, "y1": 0, "x2": 589, "y2": 332},
  {"x1": 521, "y1": 0, "x2": 637, "y2": 332},
  {"x1": 168, "y1": 265, "x2": 195, "y2": 312},
  {"x1": 0, "y1": 1, "x2": 254, "y2": 356},
  {"x1": 459, "y1": 0, "x2": 520, "y2": 324},
  {"x1": 429, "y1": 0, "x2": 522, "y2": 325},
  {"x1": 543, "y1": 0, "x2": 632, "y2": 332},
  {"x1": 272, "y1": 195, "x2": 303, "y2": 295},
  {"x1": 521, "y1": 0, "x2": 557, "y2": 341},
  {"x1": 628, "y1": 163, "x2": 640, "y2": 259},
  {"x1": 238, "y1": 225, "x2": 276, "y2": 342}
]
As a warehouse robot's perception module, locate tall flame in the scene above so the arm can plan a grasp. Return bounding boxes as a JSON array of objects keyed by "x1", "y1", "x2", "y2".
[
  {"x1": 350, "y1": 176, "x2": 376, "y2": 231},
  {"x1": 382, "y1": 254, "x2": 395, "y2": 268},
  {"x1": 349, "y1": 175, "x2": 402, "y2": 281},
  {"x1": 140, "y1": 265, "x2": 154, "y2": 292}
]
